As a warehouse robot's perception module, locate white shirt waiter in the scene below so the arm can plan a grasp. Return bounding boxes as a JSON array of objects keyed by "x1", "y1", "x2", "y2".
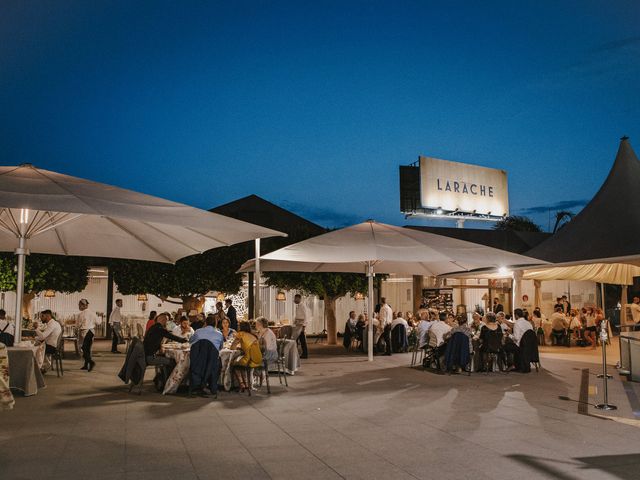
[
  {"x1": 78, "y1": 308, "x2": 101, "y2": 333},
  {"x1": 294, "y1": 301, "x2": 309, "y2": 327},
  {"x1": 109, "y1": 305, "x2": 122, "y2": 325},
  {"x1": 379, "y1": 302, "x2": 393, "y2": 328}
]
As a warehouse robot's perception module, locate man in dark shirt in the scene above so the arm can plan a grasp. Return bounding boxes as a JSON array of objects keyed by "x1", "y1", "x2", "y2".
[
  {"x1": 143, "y1": 313, "x2": 187, "y2": 386},
  {"x1": 493, "y1": 297, "x2": 504, "y2": 313},
  {"x1": 560, "y1": 295, "x2": 571, "y2": 314},
  {"x1": 225, "y1": 298, "x2": 238, "y2": 331}
]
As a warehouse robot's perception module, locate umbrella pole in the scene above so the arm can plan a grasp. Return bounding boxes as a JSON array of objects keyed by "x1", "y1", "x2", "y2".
[
  {"x1": 367, "y1": 263, "x2": 374, "y2": 362},
  {"x1": 254, "y1": 238, "x2": 261, "y2": 318},
  {"x1": 14, "y1": 235, "x2": 27, "y2": 340}
]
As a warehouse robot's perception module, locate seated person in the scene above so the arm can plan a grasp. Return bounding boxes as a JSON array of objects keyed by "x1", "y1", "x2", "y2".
[
  {"x1": 347, "y1": 311, "x2": 358, "y2": 333},
  {"x1": 530, "y1": 309, "x2": 545, "y2": 345},
  {"x1": 416, "y1": 311, "x2": 433, "y2": 350},
  {"x1": 550, "y1": 306, "x2": 568, "y2": 345},
  {"x1": 189, "y1": 315, "x2": 223, "y2": 351},
  {"x1": 0, "y1": 309, "x2": 15, "y2": 347},
  {"x1": 470, "y1": 312, "x2": 484, "y2": 339},
  {"x1": 343, "y1": 311, "x2": 358, "y2": 349},
  {"x1": 165, "y1": 313, "x2": 177, "y2": 332},
  {"x1": 190, "y1": 313, "x2": 206, "y2": 331},
  {"x1": 230, "y1": 321, "x2": 263, "y2": 392},
  {"x1": 568, "y1": 310, "x2": 583, "y2": 343},
  {"x1": 171, "y1": 316, "x2": 194, "y2": 340},
  {"x1": 444, "y1": 315, "x2": 473, "y2": 352},
  {"x1": 220, "y1": 317, "x2": 236, "y2": 342},
  {"x1": 496, "y1": 312, "x2": 512, "y2": 333},
  {"x1": 34, "y1": 310, "x2": 62, "y2": 359},
  {"x1": 255, "y1": 317, "x2": 278, "y2": 364},
  {"x1": 145, "y1": 311, "x2": 158, "y2": 334},
  {"x1": 429, "y1": 312, "x2": 452, "y2": 352},
  {"x1": 479, "y1": 312, "x2": 504, "y2": 371},
  {"x1": 391, "y1": 312, "x2": 409, "y2": 330},
  {"x1": 143, "y1": 313, "x2": 188, "y2": 383},
  {"x1": 425, "y1": 312, "x2": 452, "y2": 368},
  {"x1": 503, "y1": 308, "x2": 533, "y2": 370},
  {"x1": 511, "y1": 309, "x2": 533, "y2": 347}
]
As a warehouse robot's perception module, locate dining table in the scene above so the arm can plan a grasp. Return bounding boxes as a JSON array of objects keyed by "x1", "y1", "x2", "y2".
[
  {"x1": 162, "y1": 342, "x2": 191, "y2": 395},
  {"x1": 7, "y1": 341, "x2": 46, "y2": 396},
  {"x1": 162, "y1": 337, "x2": 300, "y2": 394},
  {"x1": 0, "y1": 342, "x2": 15, "y2": 409}
]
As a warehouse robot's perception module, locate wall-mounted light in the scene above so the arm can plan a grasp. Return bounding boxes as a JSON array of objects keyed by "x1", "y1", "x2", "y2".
[
  {"x1": 275, "y1": 291, "x2": 286, "y2": 301},
  {"x1": 354, "y1": 292, "x2": 365, "y2": 300},
  {"x1": 44, "y1": 290, "x2": 55, "y2": 298},
  {"x1": 137, "y1": 293, "x2": 148, "y2": 302}
]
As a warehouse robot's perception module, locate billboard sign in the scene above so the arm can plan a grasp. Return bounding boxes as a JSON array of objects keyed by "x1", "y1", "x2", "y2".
[{"x1": 419, "y1": 156, "x2": 509, "y2": 217}]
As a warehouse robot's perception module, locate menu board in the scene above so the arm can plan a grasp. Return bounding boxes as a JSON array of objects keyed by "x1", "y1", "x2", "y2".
[{"x1": 421, "y1": 288, "x2": 454, "y2": 313}]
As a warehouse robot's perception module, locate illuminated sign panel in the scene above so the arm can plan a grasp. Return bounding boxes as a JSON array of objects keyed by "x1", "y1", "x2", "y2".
[{"x1": 419, "y1": 156, "x2": 509, "y2": 216}]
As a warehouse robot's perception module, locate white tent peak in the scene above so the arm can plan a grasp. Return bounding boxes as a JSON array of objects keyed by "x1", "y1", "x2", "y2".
[{"x1": 526, "y1": 137, "x2": 640, "y2": 264}]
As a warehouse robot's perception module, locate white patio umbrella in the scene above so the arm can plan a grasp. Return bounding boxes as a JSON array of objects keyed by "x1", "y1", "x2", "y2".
[
  {"x1": 240, "y1": 220, "x2": 545, "y2": 361},
  {"x1": 0, "y1": 164, "x2": 285, "y2": 338}
]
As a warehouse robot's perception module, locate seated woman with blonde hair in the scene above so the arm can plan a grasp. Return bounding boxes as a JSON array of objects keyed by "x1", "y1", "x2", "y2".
[
  {"x1": 255, "y1": 317, "x2": 278, "y2": 364},
  {"x1": 231, "y1": 321, "x2": 263, "y2": 392}
]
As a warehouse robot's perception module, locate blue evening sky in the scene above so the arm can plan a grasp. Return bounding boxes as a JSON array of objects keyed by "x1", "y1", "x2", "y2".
[{"x1": 1, "y1": 1, "x2": 639, "y2": 231}]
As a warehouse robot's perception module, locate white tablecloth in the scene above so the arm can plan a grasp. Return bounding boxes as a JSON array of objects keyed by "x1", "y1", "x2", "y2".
[
  {"x1": 0, "y1": 343, "x2": 14, "y2": 410},
  {"x1": 162, "y1": 347, "x2": 190, "y2": 395},
  {"x1": 219, "y1": 348, "x2": 243, "y2": 391},
  {"x1": 7, "y1": 346, "x2": 46, "y2": 396}
]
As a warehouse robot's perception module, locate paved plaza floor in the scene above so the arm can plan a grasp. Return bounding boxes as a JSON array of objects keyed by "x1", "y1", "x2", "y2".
[{"x1": 2, "y1": 339, "x2": 640, "y2": 480}]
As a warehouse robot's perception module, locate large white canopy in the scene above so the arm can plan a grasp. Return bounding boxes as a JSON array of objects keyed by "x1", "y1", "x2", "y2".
[
  {"x1": 240, "y1": 220, "x2": 545, "y2": 361},
  {"x1": 0, "y1": 164, "x2": 285, "y2": 337},
  {"x1": 0, "y1": 164, "x2": 284, "y2": 263},
  {"x1": 523, "y1": 263, "x2": 640, "y2": 285},
  {"x1": 240, "y1": 220, "x2": 544, "y2": 276}
]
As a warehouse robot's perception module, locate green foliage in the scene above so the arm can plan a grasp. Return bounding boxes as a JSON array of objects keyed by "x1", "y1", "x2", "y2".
[
  {"x1": 109, "y1": 223, "x2": 326, "y2": 300},
  {"x1": 265, "y1": 271, "x2": 369, "y2": 300},
  {"x1": 110, "y1": 243, "x2": 249, "y2": 298},
  {"x1": 493, "y1": 215, "x2": 542, "y2": 232},
  {"x1": 0, "y1": 253, "x2": 89, "y2": 293}
]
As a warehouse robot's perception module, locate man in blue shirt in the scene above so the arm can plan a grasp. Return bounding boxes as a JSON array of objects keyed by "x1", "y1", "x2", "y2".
[{"x1": 189, "y1": 316, "x2": 223, "y2": 351}]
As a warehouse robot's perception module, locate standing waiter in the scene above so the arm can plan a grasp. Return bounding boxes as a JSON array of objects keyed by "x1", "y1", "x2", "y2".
[
  {"x1": 77, "y1": 299, "x2": 101, "y2": 371},
  {"x1": 109, "y1": 298, "x2": 124, "y2": 353},
  {"x1": 293, "y1": 294, "x2": 309, "y2": 359}
]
